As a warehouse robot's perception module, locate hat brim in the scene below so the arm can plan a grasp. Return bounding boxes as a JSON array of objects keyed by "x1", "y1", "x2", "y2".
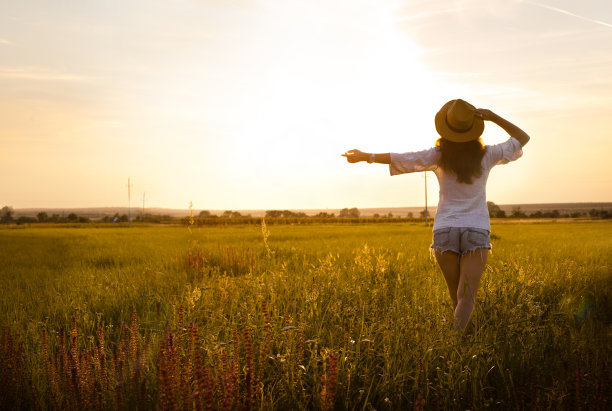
[{"x1": 435, "y1": 100, "x2": 484, "y2": 142}]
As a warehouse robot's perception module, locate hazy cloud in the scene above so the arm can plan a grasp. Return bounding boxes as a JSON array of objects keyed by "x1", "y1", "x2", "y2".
[
  {"x1": 0, "y1": 67, "x2": 93, "y2": 82},
  {"x1": 0, "y1": 38, "x2": 13, "y2": 45},
  {"x1": 523, "y1": 1, "x2": 612, "y2": 29}
]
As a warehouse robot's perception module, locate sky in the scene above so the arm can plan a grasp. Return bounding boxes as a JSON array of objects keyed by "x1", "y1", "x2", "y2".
[{"x1": 1, "y1": 0, "x2": 611, "y2": 211}]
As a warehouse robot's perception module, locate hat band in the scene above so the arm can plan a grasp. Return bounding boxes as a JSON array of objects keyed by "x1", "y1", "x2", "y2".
[{"x1": 445, "y1": 115, "x2": 473, "y2": 134}]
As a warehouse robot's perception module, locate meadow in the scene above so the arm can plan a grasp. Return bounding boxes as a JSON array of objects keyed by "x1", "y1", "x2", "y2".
[{"x1": 0, "y1": 221, "x2": 610, "y2": 410}]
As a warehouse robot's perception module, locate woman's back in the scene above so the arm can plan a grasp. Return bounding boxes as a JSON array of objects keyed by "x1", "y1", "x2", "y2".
[{"x1": 389, "y1": 137, "x2": 523, "y2": 230}]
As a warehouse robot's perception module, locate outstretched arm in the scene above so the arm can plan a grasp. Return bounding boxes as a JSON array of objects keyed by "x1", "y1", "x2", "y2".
[
  {"x1": 474, "y1": 109, "x2": 530, "y2": 146},
  {"x1": 342, "y1": 149, "x2": 391, "y2": 164}
]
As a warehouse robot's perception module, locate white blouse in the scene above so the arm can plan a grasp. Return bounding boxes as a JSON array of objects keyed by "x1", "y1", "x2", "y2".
[{"x1": 389, "y1": 137, "x2": 523, "y2": 230}]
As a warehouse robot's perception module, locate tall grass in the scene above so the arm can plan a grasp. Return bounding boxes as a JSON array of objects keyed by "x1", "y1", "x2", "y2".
[{"x1": 0, "y1": 222, "x2": 610, "y2": 409}]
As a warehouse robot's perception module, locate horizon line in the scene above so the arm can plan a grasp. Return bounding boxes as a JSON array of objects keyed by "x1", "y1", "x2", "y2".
[{"x1": 12, "y1": 201, "x2": 612, "y2": 212}]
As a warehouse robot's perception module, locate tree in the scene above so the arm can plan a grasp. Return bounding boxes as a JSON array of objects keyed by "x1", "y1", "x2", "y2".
[
  {"x1": 314, "y1": 212, "x2": 334, "y2": 218},
  {"x1": 510, "y1": 206, "x2": 527, "y2": 218},
  {"x1": 0, "y1": 206, "x2": 15, "y2": 224},
  {"x1": 37, "y1": 211, "x2": 49, "y2": 223},
  {"x1": 199, "y1": 210, "x2": 211, "y2": 218},
  {"x1": 339, "y1": 208, "x2": 359, "y2": 218},
  {"x1": 406, "y1": 212, "x2": 413, "y2": 218},
  {"x1": 487, "y1": 201, "x2": 500, "y2": 215},
  {"x1": 67, "y1": 213, "x2": 78, "y2": 222},
  {"x1": 420, "y1": 209, "x2": 430, "y2": 219},
  {"x1": 487, "y1": 201, "x2": 506, "y2": 218}
]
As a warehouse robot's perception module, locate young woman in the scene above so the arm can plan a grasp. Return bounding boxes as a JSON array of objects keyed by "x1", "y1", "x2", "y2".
[{"x1": 342, "y1": 99, "x2": 530, "y2": 334}]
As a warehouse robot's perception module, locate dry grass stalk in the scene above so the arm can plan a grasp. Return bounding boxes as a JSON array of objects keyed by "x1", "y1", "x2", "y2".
[
  {"x1": 243, "y1": 328, "x2": 255, "y2": 410},
  {"x1": 415, "y1": 358, "x2": 425, "y2": 411},
  {"x1": 202, "y1": 364, "x2": 215, "y2": 410},
  {"x1": 415, "y1": 393, "x2": 425, "y2": 411},
  {"x1": 159, "y1": 332, "x2": 176, "y2": 409},
  {"x1": 0, "y1": 327, "x2": 27, "y2": 408},
  {"x1": 177, "y1": 305, "x2": 186, "y2": 346},
  {"x1": 321, "y1": 352, "x2": 339, "y2": 411},
  {"x1": 130, "y1": 312, "x2": 139, "y2": 361},
  {"x1": 297, "y1": 310, "x2": 305, "y2": 367},
  {"x1": 186, "y1": 248, "x2": 206, "y2": 271},
  {"x1": 41, "y1": 328, "x2": 59, "y2": 404},
  {"x1": 259, "y1": 300, "x2": 273, "y2": 379},
  {"x1": 192, "y1": 326, "x2": 204, "y2": 410}
]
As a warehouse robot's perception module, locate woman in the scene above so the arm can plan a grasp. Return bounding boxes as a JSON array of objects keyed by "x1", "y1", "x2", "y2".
[{"x1": 342, "y1": 99, "x2": 530, "y2": 334}]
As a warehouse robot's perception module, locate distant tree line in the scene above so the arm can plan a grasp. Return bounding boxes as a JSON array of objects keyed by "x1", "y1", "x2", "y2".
[
  {"x1": 487, "y1": 202, "x2": 610, "y2": 219},
  {"x1": 265, "y1": 208, "x2": 363, "y2": 218},
  {"x1": 1, "y1": 204, "x2": 609, "y2": 226},
  {"x1": 184, "y1": 207, "x2": 436, "y2": 226},
  {"x1": 0, "y1": 206, "x2": 92, "y2": 224}
]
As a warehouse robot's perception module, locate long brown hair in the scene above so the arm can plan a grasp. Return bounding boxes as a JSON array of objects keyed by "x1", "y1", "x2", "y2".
[{"x1": 435, "y1": 138, "x2": 486, "y2": 184}]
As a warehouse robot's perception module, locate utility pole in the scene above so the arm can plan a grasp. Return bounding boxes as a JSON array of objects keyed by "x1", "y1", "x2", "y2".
[
  {"x1": 127, "y1": 177, "x2": 133, "y2": 225},
  {"x1": 424, "y1": 171, "x2": 429, "y2": 226},
  {"x1": 142, "y1": 192, "x2": 145, "y2": 219}
]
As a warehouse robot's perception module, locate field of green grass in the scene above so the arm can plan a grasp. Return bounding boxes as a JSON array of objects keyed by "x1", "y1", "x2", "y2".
[{"x1": 1, "y1": 221, "x2": 610, "y2": 409}]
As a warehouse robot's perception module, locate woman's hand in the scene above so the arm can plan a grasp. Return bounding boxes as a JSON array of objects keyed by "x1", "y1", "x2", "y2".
[
  {"x1": 474, "y1": 108, "x2": 530, "y2": 146},
  {"x1": 342, "y1": 149, "x2": 367, "y2": 163},
  {"x1": 473, "y1": 108, "x2": 498, "y2": 122}
]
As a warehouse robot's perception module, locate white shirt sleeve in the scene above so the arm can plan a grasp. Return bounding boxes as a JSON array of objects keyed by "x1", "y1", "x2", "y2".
[
  {"x1": 484, "y1": 137, "x2": 523, "y2": 168},
  {"x1": 389, "y1": 147, "x2": 440, "y2": 176}
]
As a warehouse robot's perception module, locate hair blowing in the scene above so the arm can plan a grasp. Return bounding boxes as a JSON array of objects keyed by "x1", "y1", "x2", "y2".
[{"x1": 435, "y1": 138, "x2": 486, "y2": 184}]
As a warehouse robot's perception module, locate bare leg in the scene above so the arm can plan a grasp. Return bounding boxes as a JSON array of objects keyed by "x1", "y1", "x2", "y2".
[
  {"x1": 454, "y1": 249, "x2": 488, "y2": 333},
  {"x1": 434, "y1": 249, "x2": 460, "y2": 308}
]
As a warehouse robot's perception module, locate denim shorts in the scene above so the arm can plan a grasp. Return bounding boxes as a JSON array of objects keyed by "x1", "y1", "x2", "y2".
[{"x1": 431, "y1": 227, "x2": 491, "y2": 255}]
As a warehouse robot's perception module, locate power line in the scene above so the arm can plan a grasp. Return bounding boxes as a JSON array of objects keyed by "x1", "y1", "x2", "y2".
[{"x1": 126, "y1": 177, "x2": 134, "y2": 226}]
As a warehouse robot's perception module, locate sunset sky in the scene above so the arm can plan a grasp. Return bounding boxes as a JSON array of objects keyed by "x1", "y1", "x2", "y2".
[{"x1": 2, "y1": 0, "x2": 611, "y2": 211}]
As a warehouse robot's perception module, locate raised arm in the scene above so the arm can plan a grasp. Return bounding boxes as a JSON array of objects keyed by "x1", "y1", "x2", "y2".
[
  {"x1": 342, "y1": 149, "x2": 391, "y2": 164},
  {"x1": 474, "y1": 109, "x2": 530, "y2": 146}
]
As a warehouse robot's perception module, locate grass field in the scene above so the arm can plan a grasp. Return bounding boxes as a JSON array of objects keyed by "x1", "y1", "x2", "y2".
[{"x1": 1, "y1": 221, "x2": 610, "y2": 409}]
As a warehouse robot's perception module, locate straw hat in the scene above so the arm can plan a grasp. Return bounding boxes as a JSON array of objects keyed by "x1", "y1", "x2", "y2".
[{"x1": 435, "y1": 99, "x2": 484, "y2": 142}]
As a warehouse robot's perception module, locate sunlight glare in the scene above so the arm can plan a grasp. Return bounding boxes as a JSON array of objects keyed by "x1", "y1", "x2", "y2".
[{"x1": 227, "y1": 2, "x2": 444, "y2": 184}]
